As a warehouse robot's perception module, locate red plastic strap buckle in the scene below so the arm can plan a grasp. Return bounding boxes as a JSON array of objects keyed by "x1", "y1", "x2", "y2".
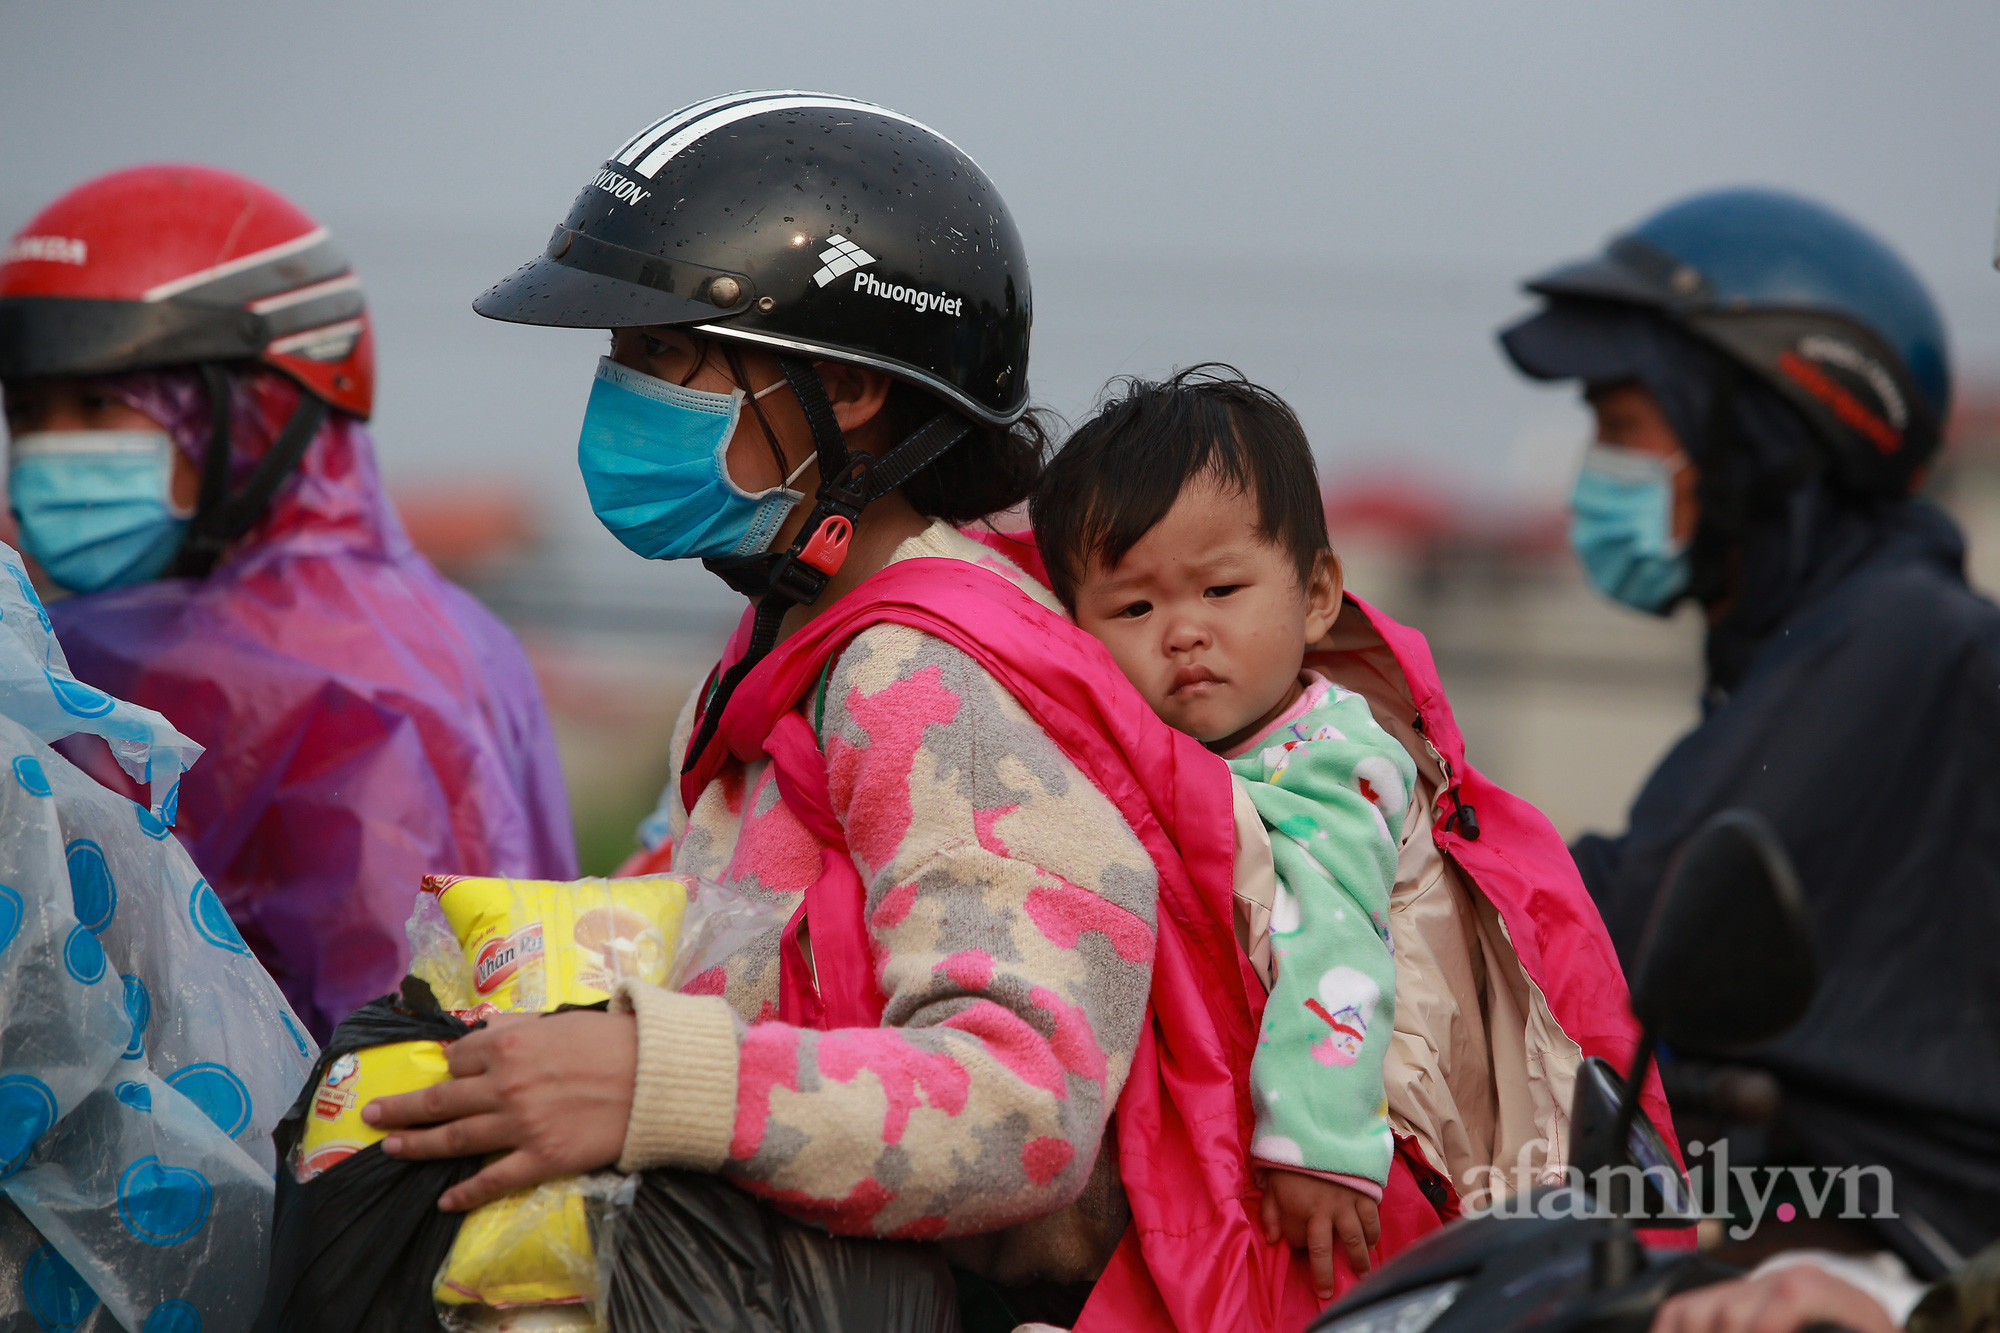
[{"x1": 798, "y1": 515, "x2": 854, "y2": 576}]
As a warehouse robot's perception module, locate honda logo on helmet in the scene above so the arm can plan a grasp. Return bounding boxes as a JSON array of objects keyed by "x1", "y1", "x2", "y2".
[{"x1": 4, "y1": 236, "x2": 87, "y2": 266}]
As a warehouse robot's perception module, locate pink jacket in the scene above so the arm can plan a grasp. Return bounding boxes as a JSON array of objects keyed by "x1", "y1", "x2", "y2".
[{"x1": 683, "y1": 546, "x2": 1673, "y2": 1330}]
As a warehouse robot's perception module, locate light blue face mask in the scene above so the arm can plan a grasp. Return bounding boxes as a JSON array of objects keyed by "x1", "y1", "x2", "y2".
[
  {"x1": 577, "y1": 357, "x2": 812, "y2": 562},
  {"x1": 9, "y1": 431, "x2": 192, "y2": 594},
  {"x1": 1569, "y1": 443, "x2": 1691, "y2": 613}
]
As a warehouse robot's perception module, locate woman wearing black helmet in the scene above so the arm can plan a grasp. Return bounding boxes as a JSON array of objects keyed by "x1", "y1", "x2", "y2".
[
  {"x1": 365, "y1": 92, "x2": 1295, "y2": 1329},
  {"x1": 1500, "y1": 188, "x2": 2000, "y2": 1278}
]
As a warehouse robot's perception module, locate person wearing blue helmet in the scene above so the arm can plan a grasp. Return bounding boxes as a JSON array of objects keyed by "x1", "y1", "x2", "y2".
[{"x1": 1500, "y1": 188, "x2": 2000, "y2": 1276}]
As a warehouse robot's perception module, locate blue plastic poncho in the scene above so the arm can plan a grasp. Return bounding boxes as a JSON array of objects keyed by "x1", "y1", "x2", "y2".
[
  {"x1": 45, "y1": 369, "x2": 577, "y2": 1040},
  {"x1": 0, "y1": 541, "x2": 316, "y2": 1333}
]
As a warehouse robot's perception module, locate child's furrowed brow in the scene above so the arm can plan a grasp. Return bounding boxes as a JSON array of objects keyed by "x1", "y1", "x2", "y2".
[{"x1": 1083, "y1": 570, "x2": 1153, "y2": 601}]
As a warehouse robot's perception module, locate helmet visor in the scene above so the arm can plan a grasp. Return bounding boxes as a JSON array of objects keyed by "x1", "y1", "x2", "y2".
[
  {"x1": 0, "y1": 298, "x2": 259, "y2": 383},
  {"x1": 473, "y1": 227, "x2": 754, "y2": 330}
]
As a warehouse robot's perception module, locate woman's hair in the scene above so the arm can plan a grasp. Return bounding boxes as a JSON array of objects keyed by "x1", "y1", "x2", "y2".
[
  {"x1": 1030, "y1": 364, "x2": 1330, "y2": 610},
  {"x1": 884, "y1": 381, "x2": 1053, "y2": 524}
]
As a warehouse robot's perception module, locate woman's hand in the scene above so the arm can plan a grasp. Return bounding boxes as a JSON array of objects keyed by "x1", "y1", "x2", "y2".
[
  {"x1": 361, "y1": 1010, "x2": 638, "y2": 1212},
  {"x1": 1258, "y1": 1167, "x2": 1381, "y2": 1300},
  {"x1": 1651, "y1": 1266, "x2": 1901, "y2": 1333}
]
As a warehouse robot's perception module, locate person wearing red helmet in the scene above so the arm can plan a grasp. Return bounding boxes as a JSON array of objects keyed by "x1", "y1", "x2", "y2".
[{"x1": 0, "y1": 165, "x2": 577, "y2": 1039}]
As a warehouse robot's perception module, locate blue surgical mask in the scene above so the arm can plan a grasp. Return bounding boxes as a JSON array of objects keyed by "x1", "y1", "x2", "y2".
[
  {"x1": 577, "y1": 357, "x2": 810, "y2": 562},
  {"x1": 1569, "y1": 443, "x2": 1690, "y2": 613},
  {"x1": 9, "y1": 430, "x2": 192, "y2": 594}
]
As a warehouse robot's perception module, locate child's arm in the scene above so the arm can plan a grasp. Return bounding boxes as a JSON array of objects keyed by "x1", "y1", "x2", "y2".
[{"x1": 1230, "y1": 689, "x2": 1415, "y2": 1274}]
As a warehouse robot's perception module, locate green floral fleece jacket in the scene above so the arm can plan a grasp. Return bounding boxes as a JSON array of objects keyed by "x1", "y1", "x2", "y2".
[{"x1": 1228, "y1": 672, "x2": 1415, "y2": 1195}]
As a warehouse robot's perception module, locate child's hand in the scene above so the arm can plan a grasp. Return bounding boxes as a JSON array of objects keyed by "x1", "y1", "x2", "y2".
[{"x1": 1257, "y1": 1167, "x2": 1382, "y2": 1299}]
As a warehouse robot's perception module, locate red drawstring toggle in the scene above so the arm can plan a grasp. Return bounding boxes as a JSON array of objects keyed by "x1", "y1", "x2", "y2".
[{"x1": 798, "y1": 515, "x2": 854, "y2": 576}]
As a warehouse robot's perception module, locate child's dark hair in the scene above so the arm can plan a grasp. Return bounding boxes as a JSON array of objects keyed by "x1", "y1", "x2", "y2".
[{"x1": 1029, "y1": 365, "x2": 1330, "y2": 609}]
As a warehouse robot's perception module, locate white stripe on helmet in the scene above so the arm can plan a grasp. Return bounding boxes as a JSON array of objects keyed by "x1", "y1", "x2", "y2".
[
  {"x1": 268, "y1": 317, "x2": 365, "y2": 359},
  {"x1": 613, "y1": 90, "x2": 808, "y2": 166},
  {"x1": 630, "y1": 93, "x2": 973, "y2": 180},
  {"x1": 142, "y1": 227, "x2": 331, "y2": 302},
  {"x1": 247, "y1": 273, "x2": 361, "y2": 315}
]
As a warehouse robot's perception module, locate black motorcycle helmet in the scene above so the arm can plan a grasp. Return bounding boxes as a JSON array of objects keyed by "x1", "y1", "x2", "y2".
[
  {"x1": 476, "y1": 89, "x2": 1029, "y2": 425},
  {"x1": 477, "y1": 90, "x2": 1042, "y2": 760}
]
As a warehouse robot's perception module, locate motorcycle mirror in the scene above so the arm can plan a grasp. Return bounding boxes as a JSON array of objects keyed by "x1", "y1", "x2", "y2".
[
  {"x1": 1568, "y1": 1055, "x2": 1696, "y2": 1223},
  {"x1": 1629, "y1": 809, "x2": 1815, "y2": 1052}
]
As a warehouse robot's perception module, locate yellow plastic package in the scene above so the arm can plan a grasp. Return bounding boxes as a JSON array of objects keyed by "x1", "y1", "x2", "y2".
[
  {"x1": 292, "y1": 1040, "x2": 452, "y2": 1182},
  {"x1": 436, "y1": 1177, "x2": 600, "y2": 1311},
  {"x1": 421, "y1": 874, "x2": 688, "y2": 1012},
  {"x1": 415, "y1": 875, "x2": 690, "y2": 1316}
]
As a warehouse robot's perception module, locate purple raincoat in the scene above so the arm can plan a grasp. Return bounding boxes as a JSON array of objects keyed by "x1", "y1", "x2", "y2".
[{"x1": 48, "y1": 367, "x2": 576, "y2": 1038}]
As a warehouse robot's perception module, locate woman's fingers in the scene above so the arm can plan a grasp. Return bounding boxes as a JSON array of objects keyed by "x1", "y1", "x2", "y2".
[
  {"x1": 1307, "y1": 1210, "x2": 1338, "y2": 1299},
  {"x1": 364, "y1": 1068, "x2": 499, "y2": 1131},
  {"x1": 380, "y1": 1109, "x2": 514, "y2": 1162},
  {"x1": 440, "y1": 1015, "x2": 532, "y2": 1077},
  {"x1": 1652, "y1": 1268, "x2": 1900, "y2": 1333},
  {"x1": 353, "y1": 1013, "x2": 634, "y2": 1207},
  {"x1": 437, "y1": 1147, "x2": 551, "y2": 1213}
]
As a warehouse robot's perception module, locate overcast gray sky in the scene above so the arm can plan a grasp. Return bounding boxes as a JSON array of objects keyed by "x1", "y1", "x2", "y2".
[{"x1": 6, "y1": 0, "x2": 1998, "y2": 521}]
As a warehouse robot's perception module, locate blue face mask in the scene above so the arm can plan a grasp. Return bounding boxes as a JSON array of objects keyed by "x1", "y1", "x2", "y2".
[
  {"x1": 9, "y1": 431, "x2": 191, "y2": 594},
  {"x1": 577, "y1": 357, "x2": 811, "y2": 562},
  {"x1": 1569, "y1": 443, "x2": 1691, "y2": 613}
]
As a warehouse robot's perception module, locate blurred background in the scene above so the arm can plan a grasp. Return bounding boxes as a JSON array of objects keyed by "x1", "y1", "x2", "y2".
[{"x1": 6, "y1": 1, "x2": 1999, "y2": 871}]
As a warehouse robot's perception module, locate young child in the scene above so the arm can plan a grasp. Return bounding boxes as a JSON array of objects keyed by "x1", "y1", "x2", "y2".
[{"x1": 1031, "y1": 366, "x2": 1415, "y2": 1299}]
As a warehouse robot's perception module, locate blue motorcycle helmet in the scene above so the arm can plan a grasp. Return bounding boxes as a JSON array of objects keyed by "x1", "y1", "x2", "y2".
[{"x1": 1503, "y1": 188, "x2": 1950, "y2": 500}]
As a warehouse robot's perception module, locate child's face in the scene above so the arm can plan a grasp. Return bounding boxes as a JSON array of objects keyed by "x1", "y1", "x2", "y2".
[{"x1": 1073, "y1": 474, "x2": 1342, "y2": 751}]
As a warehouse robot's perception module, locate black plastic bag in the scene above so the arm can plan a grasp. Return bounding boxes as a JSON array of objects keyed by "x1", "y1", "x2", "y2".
[
  {"x1": 253, "y1": 979, "x2": 483, "y2": 1333},
  {"x1": 600, "y1": 1169, "x2": 960, "y2": 1333}
]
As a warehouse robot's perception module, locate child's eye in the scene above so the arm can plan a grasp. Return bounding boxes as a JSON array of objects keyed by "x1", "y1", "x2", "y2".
[
  {"x1": 1115, "y1": 601, "x2": 1152, "y2": 619},
  {"x1": 1205, "y1": 585, "x2": 1240, "y2": 599}
]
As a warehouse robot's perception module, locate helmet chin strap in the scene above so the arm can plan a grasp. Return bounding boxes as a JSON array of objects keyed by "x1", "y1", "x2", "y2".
[
  {"x1": 686, "y1": 355, "x2": 969, "y2": 770},
  {"x1": 170, "y1": 363, "x2": 328, "y2": 578}
]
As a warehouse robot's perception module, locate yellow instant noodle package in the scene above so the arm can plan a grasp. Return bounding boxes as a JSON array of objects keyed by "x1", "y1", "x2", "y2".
[
  {"x1": 292, "y1": 1040, "x2": 453, "y2": 1183},
  {"x1": 409, "y1": 875, "x2": 690, "y2": 1322},
  {"x1": 423, "y1": 874, "x2": 688, "y2": 1013},
  {"x1": 436, "y1": 1177, "x2": 601, "y2": 1311}
]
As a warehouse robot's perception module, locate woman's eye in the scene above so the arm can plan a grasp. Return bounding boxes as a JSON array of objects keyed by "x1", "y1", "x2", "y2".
[
  {"x1": 1205, "y1": 585, "x2": 1240, "y2": 599},
  {"x1": 1116, "y1": 601, "x2": 1152, "y2": 619},
  {"x1": 642, "y1": 334, "x2": 673, "y2": 359}
]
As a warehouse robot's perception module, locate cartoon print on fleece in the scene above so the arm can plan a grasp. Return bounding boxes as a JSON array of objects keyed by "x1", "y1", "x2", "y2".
[
  {"x1": 664, "y1": 523, "x2": 1159, "y2": 1244},
  {"x1": 1229, "y1": 673, "x2": 1414, "y2": 1191}
]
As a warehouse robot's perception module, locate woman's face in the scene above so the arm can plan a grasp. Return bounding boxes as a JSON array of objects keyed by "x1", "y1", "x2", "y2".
[
  {"x1": 608, "y1": 327, "x2": 802, "y2": 494},
  {"x1": 5, "y1": 376, "x2": 161, "y2": 436},
  {"x1": 1587, "y1": 381, "x2": 1699, "y2": 544},
  {"x1": 3, "y1": 376, "x2": 199, "y2": 510},
  {"x1": 606, "y1": 326, "x2": 901, "y2": 561}
]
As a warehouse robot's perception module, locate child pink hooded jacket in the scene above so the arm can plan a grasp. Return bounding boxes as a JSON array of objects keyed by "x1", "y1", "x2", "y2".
[{"x1": 623, "y1": 529, "x2": 1673, "y2": 1330}]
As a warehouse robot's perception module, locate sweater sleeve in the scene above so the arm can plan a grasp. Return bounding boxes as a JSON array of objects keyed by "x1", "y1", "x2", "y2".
[
  {"x1": 1230, "y1": 687, "x2": 1413, "y2": 1186},
  {"x1": 620, "y1": 624, "x2": 1160, "y2": 1240}
]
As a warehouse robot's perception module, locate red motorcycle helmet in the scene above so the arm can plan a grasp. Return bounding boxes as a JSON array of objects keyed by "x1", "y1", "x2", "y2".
[{"x1": 0, "y1": 164, "x2": 372, "y2": 417}]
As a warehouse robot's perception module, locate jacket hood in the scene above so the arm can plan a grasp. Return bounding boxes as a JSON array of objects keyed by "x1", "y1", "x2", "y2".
[
  {"x1": 104, "y1": 366, "x2": 411, "y2": 566},
  {"x1": 1502, "y1": 299, "x2": 1932, "y2": 694}
]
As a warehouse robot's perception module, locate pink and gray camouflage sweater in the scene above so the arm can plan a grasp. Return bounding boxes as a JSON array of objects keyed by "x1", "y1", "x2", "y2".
[{"x1": 615, "y1": 522, "x2": 1159, "y2": 1269}]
